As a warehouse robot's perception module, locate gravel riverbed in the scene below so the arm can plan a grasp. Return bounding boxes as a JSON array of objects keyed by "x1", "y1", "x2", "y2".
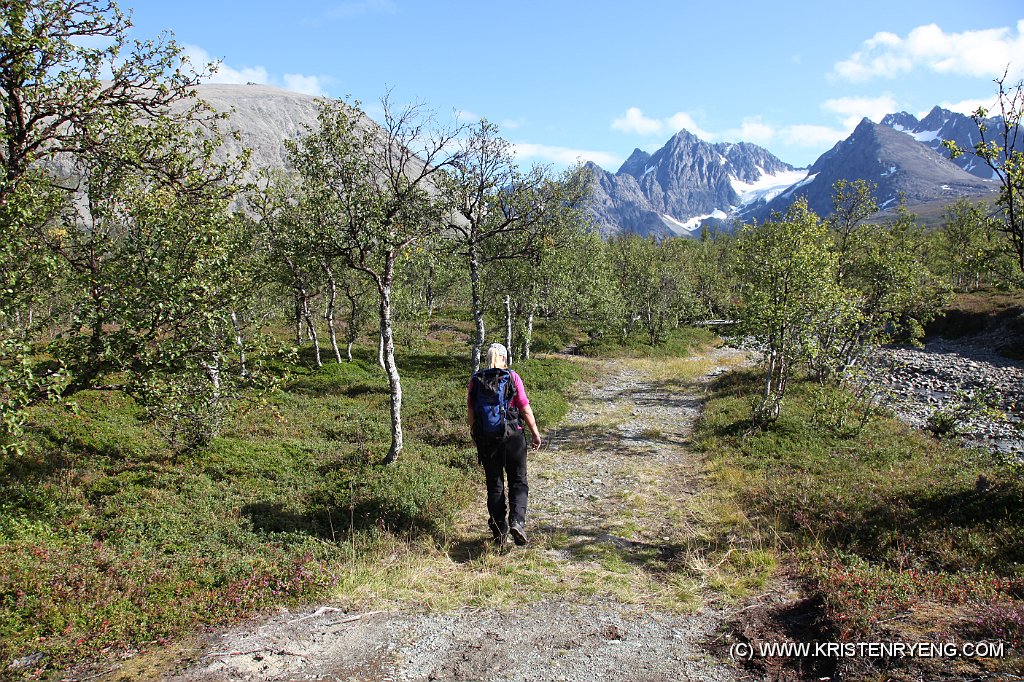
[{"x1": 873, "y1": 337, "x2": 1024, "y2": 459}]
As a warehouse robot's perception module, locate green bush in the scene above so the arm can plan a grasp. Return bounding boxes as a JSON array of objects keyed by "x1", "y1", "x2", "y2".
[{"x1": 1, "y1": 326, "x2": 584, "y2": 675}]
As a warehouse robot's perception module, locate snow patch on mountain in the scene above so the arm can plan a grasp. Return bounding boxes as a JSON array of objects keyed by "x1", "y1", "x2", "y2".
[
  {"x1": 662, "y1": 210, "x2": 727, "y2": 236},
  {"x1": 730, "y1": 168, "x2": 808, "y2": 206},
  {"x1": 777, "y1": 172, "x2": 818, "y2": 199}
]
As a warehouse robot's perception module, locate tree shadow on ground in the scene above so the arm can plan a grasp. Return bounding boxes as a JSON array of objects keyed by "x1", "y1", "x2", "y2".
[
  {"x1": 397, "y1": 352, "x2": 468, "y2": 380},
  {"x1": 446, "y1": 535, "x2": 495, "y2": 563},
  {"x1": 706, "y1": 367, "x2": 760, "y2": 398},
  {"x1": 446, "y1": 512, "x2": 741, "y2": 580},
  {"x1": 813, "y1": 484, "x2": 1024, "y2": 573},
  {"x1": 534, "y1": 522, "x2": 727, "y2": 572},
  {"x1": 242, "y1": 498, "x2": 442, "y2": 542},
  {"x1": 545, "y1": 423, "x2": 676, "y2": 458}
]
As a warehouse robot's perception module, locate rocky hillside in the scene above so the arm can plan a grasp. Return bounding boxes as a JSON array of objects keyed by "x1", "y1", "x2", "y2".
[
  {"x1": 880, "y1": 105, "x2": 1015, "y2": 180},
  {"x1": 167, "y1": 87, "x2": 1004, "y2": 237},
  {"x1": 742, "y1": 118, "x2": 995, "y2": 223},
  {"x1": 190, "y1": 84, "x2": 323, "y2": 170}
]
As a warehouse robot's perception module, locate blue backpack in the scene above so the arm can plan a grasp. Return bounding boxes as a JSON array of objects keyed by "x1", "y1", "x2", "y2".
[{"x1": 470, "y1": 368, "x2": 523, "y2": 440}]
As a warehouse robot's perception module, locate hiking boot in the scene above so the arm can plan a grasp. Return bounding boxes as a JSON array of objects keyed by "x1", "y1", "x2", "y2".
[
  {"x1": 488, "y1": 517, "x2": 508, "y2": 545},
  {"x1": 509, "y1": 521, "x2": 528, "y2": 546}
]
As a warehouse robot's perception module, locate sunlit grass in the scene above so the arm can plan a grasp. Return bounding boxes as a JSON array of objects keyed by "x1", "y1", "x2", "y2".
[{"x1": 693, "y1": 365, "x2": 1024, "y2": 673}]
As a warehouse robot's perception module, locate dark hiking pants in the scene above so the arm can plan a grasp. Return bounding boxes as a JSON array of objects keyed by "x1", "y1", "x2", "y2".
[{"x1": 476, "y1": 432, "x2": 529, "y2": 530}]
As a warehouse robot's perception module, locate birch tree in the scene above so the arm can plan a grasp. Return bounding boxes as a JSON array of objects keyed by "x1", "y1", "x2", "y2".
[
  {"x1": 440, "y1": 120, "x2": 590, "y2": 371},
  {"x1": 0, "y1": 0, "x2": 254, "y2": 452},
  {"x1": 945, "y1": 72, "x2": 1024, "y2": 274},
  {"x1": 482, "y1": 176, "x2": 598, "y2": 360},
  {"x1": 247, "y1": 171, "x2": 327, "y2": 367},
  {"x1": 288, "y1": 96, "x2": 463, "y2": 464},
  {"x1": 736, "y1": 199, "x2": 845, "y2": 425},
  {"x1": 605, "y1": 236, "x2": 701, "y2": 345}
]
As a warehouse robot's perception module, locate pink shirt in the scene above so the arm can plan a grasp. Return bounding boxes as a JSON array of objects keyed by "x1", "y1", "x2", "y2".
[{"x1": 467, "y1": 370, "x2": 530, "y2": 410}]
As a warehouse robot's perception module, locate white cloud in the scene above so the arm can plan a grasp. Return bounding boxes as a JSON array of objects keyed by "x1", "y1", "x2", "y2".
[
  {"x1": 781, "y1": 124, "x2": 848, "y2": 148},
  {"x1": 500, "y1": 118, "x2": 525, "y2": 130},
  {"x1": 822, "y1": 95, "x2": 898, "y2": 129},
  {"x1": 832, "y1": 20, "x2": 1024, "y2": 82},
  {"x1": 512, "y1": 142, "x2": 620, "y2": 169},
  {"x1": 612, "y1": 107, "x2": 719, "y2": 140},
  {"x1": 183, "y1": 44, "x2": 269, "y2": 84},
  {"x1": 609, "y1": 105, "x2": 854, "y2": 157},
  {"x1": 454, "y1": 109, "x2": 482, "y2": 123},
  {"x1": 725, "y1": 117, "x2": 776, "y2": 145},
  {"x1": 938, "y1": 96, "x2": 999, "y2": 116},
  {"x1": 666, "y1": 112, "x2": 717, "y2": 140},
  {"x1": 611, "y1": 107, "x2": 665, "y2": 135},
  {"x1": 182, "y1": 44, "x2": 328, "y2": 96},
  {"x1": 283, "y1": 74, "x2": 327, "y2": 96}
]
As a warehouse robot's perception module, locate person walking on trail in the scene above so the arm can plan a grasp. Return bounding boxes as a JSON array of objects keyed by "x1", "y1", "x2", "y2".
[{"x1": 468, "y1": 343, "x2": 542, "y2": 546}]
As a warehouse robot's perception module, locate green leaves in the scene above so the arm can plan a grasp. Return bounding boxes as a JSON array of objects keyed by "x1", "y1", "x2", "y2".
[
  {"x1": 736, "y1": 199, "x2": 847, "y2": 424},
  {"x1": 0, "y1": 0, "x2": 267, "y2": 452},
  {"x1": 944, "y1": 75, "x2": 1024, "y2": 275}
]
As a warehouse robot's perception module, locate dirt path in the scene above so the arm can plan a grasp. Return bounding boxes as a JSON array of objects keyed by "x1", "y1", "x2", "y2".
[{"x1": 155, "y1": 347, "x2": 751, "y2": 682}]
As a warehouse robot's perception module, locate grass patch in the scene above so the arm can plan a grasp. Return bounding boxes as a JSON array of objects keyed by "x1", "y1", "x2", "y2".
[
  {"x1": 0, "y1": 325, "x2": 582, "y2": 677},
  {"x1": 695, "y1": 368, "x2": 1024, "y2": 675},
  {"x1": 578, "y1": 326, "x2": 718, "y2": 359}
]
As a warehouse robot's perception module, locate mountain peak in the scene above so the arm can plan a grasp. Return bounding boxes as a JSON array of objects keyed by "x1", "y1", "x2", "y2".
[
  {"x1": 668, "y1": 128, "x2": 700, "y2": 144},
  {"x1": 586, "y1": 129, "x2": 800, "y2": 238},
  {"x1": 919, "y1": 105, "x2": 951, "y2": 130},
  {"x1": 880, "y1": 111, "x2": 919, "y2": 132},
  {"x1": 854, "y1": 117, "x2": 876, "y2": 132},
  {"x1": 617, "y1": 148, "x2": 653, "y2": 177},
  {"x1": 747, "y1": 110, "x2": 993, "y2": 223}
]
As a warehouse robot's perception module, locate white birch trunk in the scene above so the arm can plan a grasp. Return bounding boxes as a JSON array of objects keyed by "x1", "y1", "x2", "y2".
[
  {"x1": 468, "y1": 244, "x2": 485, "y2": 373},
  {"x1": 504, "y1": 295, "x2": 513, "y2": 358},
  {"x1": 323, "y1": 262, "x2": 343, "y2": 363},
  {"x1": 230, "y1": 310, "x2": 247, "y2": 377},
  {"x1": 379, "y1": 256, "x2": 404, "y2": 465},
  {"x1": 300, "y1": 289, "x2": 322, "y2": 368},
  {"x1": 524, "y1": 309, "x2": 534, "y2": 361}
]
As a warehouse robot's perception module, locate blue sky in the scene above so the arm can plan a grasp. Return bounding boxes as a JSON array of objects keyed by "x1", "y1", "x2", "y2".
[{"x1": 126, "y1": 1, "x2": 1024, "y2": 170}]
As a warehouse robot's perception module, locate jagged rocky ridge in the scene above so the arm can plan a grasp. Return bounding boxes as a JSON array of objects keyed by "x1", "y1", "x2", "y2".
[
  {"x1": 585, "y1": 132, "x2": 801, "y2": 238},
  {"x1": 158, "y1": 86, "x2": 1001, "y2": 239},
  {"x1": 880, "y1": 105, "x2": 1014, "y2": 180},
  {"x1": 587, "y1": 105, "x2": 1005, "y2": 237}
]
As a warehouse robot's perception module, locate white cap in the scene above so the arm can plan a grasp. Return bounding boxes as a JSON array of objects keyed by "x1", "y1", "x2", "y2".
[{"x1": 488, "y1": 342, "x2": 508, "y2": 358}]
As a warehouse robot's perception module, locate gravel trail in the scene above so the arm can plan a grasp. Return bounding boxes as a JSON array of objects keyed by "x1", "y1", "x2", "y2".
[{"x1": 154, "y1": 347, "x2": 750, "y2": 682}]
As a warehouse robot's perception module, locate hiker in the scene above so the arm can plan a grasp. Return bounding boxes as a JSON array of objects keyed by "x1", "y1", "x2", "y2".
[{"x1": 468, "y1": 342, "x2": 542, "y2": 546}]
